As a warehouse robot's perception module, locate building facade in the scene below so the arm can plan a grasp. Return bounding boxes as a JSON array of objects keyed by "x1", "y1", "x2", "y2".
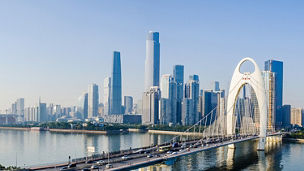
[
  {"x1": 144, "y1": 31, "x2": 160, "y2": 91},
  {"x1": 142, "y1": 86, "x2": 161, "y2": 124},
  {"x1": 124, "y1": 96, "x2": 133, "y2": 114},
  {"x1": 173, "y1": 65, "x2": 184, "y2": 125},
  {"x1": 88, "y1": 83, "x2": 99, "y2": 118},
  {"x1": 110, "y1": 51, "x2": 122, "y2": 114}
]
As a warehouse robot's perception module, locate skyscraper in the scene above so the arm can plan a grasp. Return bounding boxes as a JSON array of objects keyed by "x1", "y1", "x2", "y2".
[
  {"x1": 173, "y1": 65, "x2": 184, "y2": 124},
  {"x1": 104, "y1": 77, "x2": 111, "y2": 115},
  {"x1": 144, "y1": 31, "x2": 160, "y2": 91},
  {"x1": 160, "y1": 74, "x2": 177, "y2": 124},
  {"x1": 110, "y1": 51, "x2": 122, "y2": 114},
  {"x1": 291, "y1": 108, "x2": 303, "y2": 127},
  {"x1": 184, "y1": 75, "x2": 200, "y2": 124},
  {"x1": 213, "y1": 81, "x2": 220, "y2": 91},
  {"x1": 142, "y1": 86, "x2": 161, "y2": 124},
  {"x1": 265, "y1": 59, "x2": 283, "y2": 128},
  {"x1": 262, "y1": 71, "x2": 276, "y2": 131},
  {"x1": 124, "y1": 96, "x2": 133, "y2": 114},
  {"x1": 78, "y1": 92, "x2": 88, "y2": 119},
  {"x1": 88, "y1": 83, "x2": 99, "y2": 118}
]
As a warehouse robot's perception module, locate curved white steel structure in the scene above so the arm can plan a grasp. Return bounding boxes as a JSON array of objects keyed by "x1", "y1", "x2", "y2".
[{"x1": 226, "y1": 57, "x2": 267, "y2": 150}]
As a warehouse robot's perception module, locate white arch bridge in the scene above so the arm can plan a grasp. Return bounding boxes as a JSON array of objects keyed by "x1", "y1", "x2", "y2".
[{"x1": 32, "y1": 57, "x2": 283, "y2": 171}]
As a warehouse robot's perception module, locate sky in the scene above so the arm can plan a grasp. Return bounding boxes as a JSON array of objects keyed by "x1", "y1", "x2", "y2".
[{"x1": 0, "y1": 0, "x2": 303, "y2": 110}]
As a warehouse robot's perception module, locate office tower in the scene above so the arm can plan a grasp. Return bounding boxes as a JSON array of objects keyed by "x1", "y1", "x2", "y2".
[
  {"x1": 199, "y1": 89, "x2": 225, "y2": 126},
  {"x1": 110, "y1": 51, "x2": 122, "y2": 114},
  {"x1": 265, "y1": 59, "x2": 283, "y2": 128},
  {"x1": 124, "y1": 96, "x2": 133, "y2": 114},
  {"x1": 144, "y1": 31, "x2": 160, "y2": 91},
  {"x1": 142, "y1": 86, "x2": 160, "y2": 124},
  {"x1": 281, "y1": 105, "x2": 291, "y2": 128},
  {"x1": 291, "y1": 108, "x2": 303, "y2": 127},
  {"x1": 184, "y1": 75, "x2": 200, "y2": 124},
  {"x1": 88, "y1": 83, "x2": 99, "y2": 118},
  {"x1": 262, "y1": 71, "x2": 276, "y2": 130},
  {"x1": 16, "y1": 98, "x2": 24, "y2": 116},
  {"x1": 213, "y1": 81, "x2": 220, "y2": 91},
  {"x1": 181, "y1": 98, "x2": 194, "y2": 125},
  {"x1": 173, "y1": 65, "x2": 184, "y2": 124},
  {"x1": 38, "y1": 101, "x2": 47, "y2": 122},
  {"x1": 104, "y1": 77, "x2": 111, "y2": 115},
  {"x1": 78, "y1": 92, "x2": 88, "y2": 119},
  {"x1": 159, "y1": 98, "x2": 171, "y2": 124},
  {"x1": 98, "y1": 103, "x2": 104, "y2": 115},
  {"x1": 160, "y1": 74, "x2": 177, "y2": 124}
]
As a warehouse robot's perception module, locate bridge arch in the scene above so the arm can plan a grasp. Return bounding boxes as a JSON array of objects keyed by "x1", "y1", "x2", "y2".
[{"x1": 226, "y1": 57, "x2": 267, "y2": 150}]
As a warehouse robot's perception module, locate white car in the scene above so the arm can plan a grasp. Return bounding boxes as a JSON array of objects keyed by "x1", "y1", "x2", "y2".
[
  {"x1": 96, "y1": 160, "x2": 105, "y2": 165},
  {"x1": 121, "y1": 155, "x2": 128, "y2": 160},
  {"x1": 106, "y1": 164, "x2": 113, "y2": 168},
  {"x1": 171, "y1": 152, "x2": 178, "y2": 155}
]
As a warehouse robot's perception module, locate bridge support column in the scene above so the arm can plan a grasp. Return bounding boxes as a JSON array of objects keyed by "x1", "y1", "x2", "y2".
[
  {"x1": 257, "y1": 137, "x2": 266, "y2": 151},
  {"x1": 228, "y1": 144, "x2": 236, "y2": 149}
]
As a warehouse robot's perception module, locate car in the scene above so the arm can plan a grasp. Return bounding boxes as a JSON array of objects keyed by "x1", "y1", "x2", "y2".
[
  {"x1": 121, "y1": 155, "x2": 128, "y2": 160},
  {"x1": 106, "y1": 164, "x2": 113, "y2": 169},
  {"x1": 167, "y1": 151, "x2": 172, "y2": 154},
  {"x1": 96, "y1": 160, "x2": 105, "y2": 165},
  {"x1": 60, "y1": 166, "x2": 68, "y2": 171},
  {"x1": 68, "y1": 163, "x2": 77, "y2": 168},
  {"x1": 85, "y1": 160, "x2": 94, "y2": 164},
  {"x1": 171, "y1": 152, "x2": 178, "y2": 155},
  {"x1": 91, "y1": 165, "x2": 99, "y2": 169},
  {"x1": 147, "y1": 154, "x2": 153, "y2": 158}
]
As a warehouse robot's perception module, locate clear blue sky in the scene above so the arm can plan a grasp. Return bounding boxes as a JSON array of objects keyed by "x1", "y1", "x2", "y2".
[{"x1": 0, "y1": 0, "x2": 303, "y2": 110}]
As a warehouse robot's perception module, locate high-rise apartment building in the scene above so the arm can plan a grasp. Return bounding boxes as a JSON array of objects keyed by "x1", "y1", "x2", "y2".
[
  {"x1": 173, "y1": 65, "x2": 184, "y2": 124},
  {"x1": 262, "y1": 71, "x2": 276, "y2": 131},
  {"x1": 110, "y1": 51, "x2": 122, "y2": 114},
  {"x1": 88, "y1": 83, "x2": 99, "y2": 118},
  {"x1": 104, "y1": 77, "x2": 111, "y2": 115},
  {"x1": 181, "y1": 98, "x2": 194, "y2": 126},
  {"x1": 144, "y1": 31, "x2": 160, "y2": 91},
  {"x1": 142, "y1": 86, "x2": 160, "y2": 124},
  {"x1": 124, "y1": 96, "x2": 133, "y2": 114},
  {"x1": 265, "y1": 59, "x2": 283, "y2": 128},
  {"x1": 291, "y1": 108, "x2": 303, "y2": 127}
]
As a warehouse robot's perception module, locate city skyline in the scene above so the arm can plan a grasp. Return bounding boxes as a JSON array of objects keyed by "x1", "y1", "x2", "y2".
[{"x1": 0, "y1": 1, "x2": 303, "y2": 110}]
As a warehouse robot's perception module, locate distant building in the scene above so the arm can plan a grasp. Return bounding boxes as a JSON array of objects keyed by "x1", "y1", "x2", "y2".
[
  {"x1": 213, "y1": 81, "x2": 220, "y2": 91},
  {"x1": 124, "y1": 96, "x2": 133, "y2": 114},
  {"x1": 142, "y1": 86, "x2": 160, "y2": 124},
  {"x1": 173, "y1": 65, "x2": 184, "y2": 125},
  {"x1": 104, "y1": 77, "x2": 111, "y2": 115},
  {"x1": 144, "y1": 31, "x2": 160, "y2": 91},
  {"x1": 263, "y1": 71, "x2": 276, "y2": 131},
  {"x1": 101, "y1": 114, "x2": 141, "y2": 124},
  {"x1": 78, "y1": 92, "x2": 88, "y2": 119},
  {"x1": 291, "y1": 108, "x2": 303, "y2": 127},
  {"x1": 181, "y1": 98, "x2": 193, "y2": 126},
  {"x1": 265, "y1": 59, "x2": 283, "y2": 129},
  {"x1": 160, "y1": 74, "x2": 177, "y2": 124},
  {"x1": 110, "y1": 51, "x2": 122, "y2": 114},
  {"x1": 184, "y1": 75, "x2": 200, "y2": 125},
  {"x1": 88, "y1": 83, "x2": 99, "y2": 118},
  {"x1": 159, "y1": 98, "x2": 171, "y2": 124},
  {"x1": 281, "y1": 105, "x2": 291, "y2": 128}
]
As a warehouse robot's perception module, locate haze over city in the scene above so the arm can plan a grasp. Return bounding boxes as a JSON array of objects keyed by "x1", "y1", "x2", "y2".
[{"x1": 0, "y1": 0, "x2": 303, "y2": 109}]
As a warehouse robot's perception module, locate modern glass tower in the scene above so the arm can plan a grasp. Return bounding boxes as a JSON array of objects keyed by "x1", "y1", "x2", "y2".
[
  {"x1": 88, "y1": 83, "x2": 99, "y2": 118},
  {"x1": 110, "y1": 51, "x2": 122, "y2": 114},
  {"x1": 144, "y1": 31, "x2": 160, "y2": 91},
  {"x1": 265, "y1": 59, "x2": 283, "y2": 128},
  {"x1": 173, "y1": 65, "x2": 184, "y2": 124},
  {"x1": 104, "y1": 77, "x2": 111, "y2": 115}
]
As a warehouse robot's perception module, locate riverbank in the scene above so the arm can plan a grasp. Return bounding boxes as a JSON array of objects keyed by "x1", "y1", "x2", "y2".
[
  {"x1": 0, "y1": 126, "x2": 202, "y2": 136},
  {"x1": 283, "y1": 138, "x2": 304, "y2": 143}
]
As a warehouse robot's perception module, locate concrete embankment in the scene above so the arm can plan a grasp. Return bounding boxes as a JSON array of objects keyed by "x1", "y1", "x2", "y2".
[
  {"x1": 283, "y1": 138, "x2": 304, "y2": 143},
  {"x1": 0, "y1": 126, "x2": 30, "y2": 131}
]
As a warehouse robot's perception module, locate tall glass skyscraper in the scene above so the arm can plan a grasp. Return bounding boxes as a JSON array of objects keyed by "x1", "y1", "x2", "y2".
[
  {"x1": 110, "y1": 51, "x2": 122, "y2": 114},
  {"x1": 144, "y1": 31, "x2": 160, "y2": 91},
  {"x1": 265, "y1": 59, "x2": 283, "y2": 128},
  {"x1": 88, "y1": 83, "x2": 99, "y2": 118},
  {"x1": 173, "y1": 65, "x2": 184, "y2": 124},
  {"x1": 104, "y1": 77, "x2": 111, "y2": 115}
]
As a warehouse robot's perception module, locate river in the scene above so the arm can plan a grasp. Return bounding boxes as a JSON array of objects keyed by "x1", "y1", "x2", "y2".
[{"x1": 0, "y1": 129, "x2": 304, "y2": 170}]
